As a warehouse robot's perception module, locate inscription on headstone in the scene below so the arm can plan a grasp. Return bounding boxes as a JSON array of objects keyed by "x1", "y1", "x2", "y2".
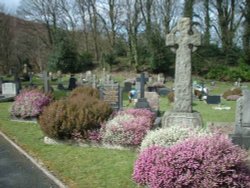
[{"x1": 100, "y1": 83, "x2": 122, "y2": 110}]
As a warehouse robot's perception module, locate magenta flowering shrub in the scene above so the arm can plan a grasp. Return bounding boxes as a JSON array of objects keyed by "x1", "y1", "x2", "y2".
[
  {"x1": 118, "y1": 108, "x2": 155, "y2": 123},
  {"x1": 87, "y1": 130, "x2": 101, "y2": 143},
  {"x1": 11, "y1": 89, "x2": 52, "y2": 118},
  {"x1": 101, "y1": 109, "x2": 155, "y2": 146},
  {"x1": 71, "y1": 129, "x2": 101, "y2": 143},
  {"x1": 133, "y1": 134, "x2": 250, "y2": 188},
  {"x1": 226, "y1": 95, "x2": 241, "y2": 101}
]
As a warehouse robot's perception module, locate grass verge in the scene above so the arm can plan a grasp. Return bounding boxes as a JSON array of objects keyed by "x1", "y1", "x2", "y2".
[{"x1": 0, "y1": 102, "x2": 139, "y2": 188}]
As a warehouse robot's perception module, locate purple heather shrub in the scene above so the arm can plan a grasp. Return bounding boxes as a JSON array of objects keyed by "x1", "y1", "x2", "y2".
[
  {"x1": 11, "y1": 89, "x2": 52, "y2": 118},
  {"x1": 133, "y1": 134, "x2": 250, "y2": 188},
  {"x1": 101, "y1": 109, "x2": 154, "y2": 146},
  {"x1": 118, "y1": 108, "x2": 155, "y2": 124},
  {"x1": 87, "y1": 129, "x2": 102, "y2": 143}
]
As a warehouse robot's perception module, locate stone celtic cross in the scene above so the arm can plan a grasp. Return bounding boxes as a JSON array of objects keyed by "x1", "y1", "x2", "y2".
[{"x1": 166, "y1": 17, "x2": 201, "y2": 113}]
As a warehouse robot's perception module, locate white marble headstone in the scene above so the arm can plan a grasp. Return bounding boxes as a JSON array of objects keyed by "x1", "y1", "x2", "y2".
[{"x1": 2, "y1": 83, "x2": 17, "y2": 96}]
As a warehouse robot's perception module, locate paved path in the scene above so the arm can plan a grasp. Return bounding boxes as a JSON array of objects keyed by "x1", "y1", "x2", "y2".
[{"x1": 0, "y1": 134, "x2": 60, "y2": 188}]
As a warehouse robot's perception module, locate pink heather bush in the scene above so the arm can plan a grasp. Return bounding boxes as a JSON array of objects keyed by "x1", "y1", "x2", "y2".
[
  {"x1": 226, "y1": 95, "x2": 241, "y2": 101},
  {"x1": 133, "y1": 134, "x2": 250, "y2": 188},
  {"x1": 118, "y1": 108, "x2": 155, "y2": 124},
  {"x1": 11, "y1": 89, "x2": 52, "y2": 118},
  {"x1": 71, "y1": 129, "x2": 101, "y2": 143},
  {"x1": 101, "y1": 109, "x2": 155, "y2": 146}
]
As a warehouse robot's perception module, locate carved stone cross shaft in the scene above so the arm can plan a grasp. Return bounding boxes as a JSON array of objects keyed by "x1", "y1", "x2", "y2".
[{"x1": 166, "y1": 17, "x2": 201, "y2": 113}]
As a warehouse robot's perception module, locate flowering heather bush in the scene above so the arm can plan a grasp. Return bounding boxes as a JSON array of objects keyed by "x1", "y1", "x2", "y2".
[
  {"x1": 117, "y1": 108, "x2": 155, "y2": 124},
  {"x1": 71, "y1": 129, "x2": 101, "y2": 143},
  {"x1": 133, "y1": 134, "x2": 250, "y2": 188},
  {"x1": 226, "y1": 95, "x2": 241, "y2": 101},
  {"x1": 101, "y1": 109, "x2": 155, "y2": 146},
  {"x1": 11, "y1": 89, "x2": 52, "y2": 118},
  {"x1": 140, "y1": 125, "x2": 209, "y2": 151}
]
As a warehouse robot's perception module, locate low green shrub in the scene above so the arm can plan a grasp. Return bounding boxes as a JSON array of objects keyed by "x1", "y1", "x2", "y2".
[{"x1": 39, "y1": 92, "x2": 112, "y2": 140}]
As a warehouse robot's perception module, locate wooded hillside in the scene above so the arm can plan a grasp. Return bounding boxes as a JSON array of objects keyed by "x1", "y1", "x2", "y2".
[{"x1": 1, "y1": 0, "x2": 250, "y2": 81}]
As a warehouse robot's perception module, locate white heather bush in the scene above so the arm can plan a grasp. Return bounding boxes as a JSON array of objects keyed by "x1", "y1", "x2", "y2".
[
  {"x1": 11, "y1": 89, "x2": 52, "y2": 118},
  {"x1": 101, "y1": 109, "x2": 155, "y2": 146},
  {"x1": 140, "y1": 125, "x2": 210, "y2": 151},
  {"x1": 101, "y1": 114, "x2": 135, "y2": 145}
]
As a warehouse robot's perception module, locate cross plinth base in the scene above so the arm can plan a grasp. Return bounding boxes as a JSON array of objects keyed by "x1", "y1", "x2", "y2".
[
  {"x1": 161, "y1": 111, "x2": 202, "y2": 128},
  {"x1": 230, "y1": 134, "x2": 250, "y2": 150},
  {"x1": 135, "y1": 98, "x2": 150, "y2": 109}
]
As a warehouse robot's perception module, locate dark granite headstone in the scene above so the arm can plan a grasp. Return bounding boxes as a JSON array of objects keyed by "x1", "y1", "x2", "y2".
[
  {"x1": 135, "y1": 73, "x2": 150, "y2": 109},
  {"x1": 158, "y1": 87, "x2": 171, "y2": 96},
  {"x1": 57, "y1": 83, "x2": 65, "y2": 90},
  {"x1": 147, "y1": 86, "x2": 157, "y2": 92},
  {"x1": 68, "y1": 75, "x2": 77, "y2": 90},
  {"x1": 99, "y1": 83, "x2": 122, "y2": 111},
  {"x1": 123, "y1": 82, "x2": 132, "y2": 92},
  {"x1": 206, "y1": 95, "x2": 221, "y2": 104}
]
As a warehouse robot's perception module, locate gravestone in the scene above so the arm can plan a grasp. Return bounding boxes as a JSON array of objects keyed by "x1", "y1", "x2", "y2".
[
  {"x1": 43, "y1": 71, "x2": 50, "y2": 93},
  {"x1": 123, "y1": 81, "x2": 132, "y2": 92},
  {"x1": 231, "y1": 89, "x2": 250, "y2": 149},
  {"x1": 28, "y1": 72, "x2": 33, "y2": 86},
  {"x1": 13, "y1": 68, "x2": 21, "y2": 94},
  {"x1": 135, "y1": 74, "x2": 148, "y2": 95},
  {"x1": 68, "y1": 75, "x2": 77, "y2": 90},
  {"x1": 85, "y1": 71, "x2": 92, "y2": 82},
  {"x1": 100, "y1": 83, "x2": 122, "y2": 111},
  {"x1": 135, "y1": 72, "x2": 150, "y2": 109},
  {"x1": 0, "y1": 82, "x2": 17, "y2": 102},
  {"x1": 2, "y1": 83, "x2": 17, "y2": 96},
  {"x1": 158, "y1": 87, "x2": 171, "y2": 96},
  {"x1": 92, "y1": 74, "x2": 96, "y2": 88},
  {"x1": 206, "y1": 95, "x2": 221, "y2": 104},
  {"x1": 157, "y1": 73, "x2": 164, "y2": 83},
  {"x1": 145, "y1": 92, "x2": 159, "y2": 114},
  {"x1": 162, "y1": 17, "x2": 202, "y2": 127}
]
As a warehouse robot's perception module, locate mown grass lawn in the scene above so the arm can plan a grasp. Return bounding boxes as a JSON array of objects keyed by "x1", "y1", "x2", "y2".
[{"x1": 0, "y1": 102, "x2": 139, "y2": 188}]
